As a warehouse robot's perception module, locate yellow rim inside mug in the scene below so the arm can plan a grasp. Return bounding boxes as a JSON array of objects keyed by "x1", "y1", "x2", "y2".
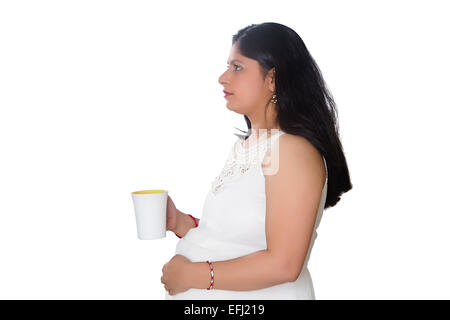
[{"x1": 132, "y1": 189, "x2": 167, "y2": 194}]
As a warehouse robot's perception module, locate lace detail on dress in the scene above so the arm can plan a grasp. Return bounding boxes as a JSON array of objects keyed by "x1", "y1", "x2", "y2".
[
  {"x1": 211, "y1": 131, "x2": 284, "y2": 195},
  {"x1": 210, "y1": 144, "x2": 251, "y2": 195}
]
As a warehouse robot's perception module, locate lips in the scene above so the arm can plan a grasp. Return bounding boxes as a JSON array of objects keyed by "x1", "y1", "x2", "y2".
[{"x1": 223, "y1": 90, "x2": 233, "y2": 96}]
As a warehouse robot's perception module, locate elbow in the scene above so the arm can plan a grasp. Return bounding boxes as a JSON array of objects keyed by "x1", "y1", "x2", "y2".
[
  {"x1": 274, "y1": 257, "x2": 302, "y2": 283},
  {"x1": 287, "y1": 267, "x2": 301, "y2": 282},
  {"x1": 282, "y1": 268, "x2": 298, "y2": 283},
  {"x1": 284, "y1": 261, "x2": 304, "y2": 282},
  {"x1": 267, "y1": 250, "x2": 303, "y2": 283}
]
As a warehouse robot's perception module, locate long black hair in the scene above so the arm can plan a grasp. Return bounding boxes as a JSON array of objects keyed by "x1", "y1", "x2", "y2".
[{"x1": 232, "y1": 22, "x2": 352, "y2": 209}]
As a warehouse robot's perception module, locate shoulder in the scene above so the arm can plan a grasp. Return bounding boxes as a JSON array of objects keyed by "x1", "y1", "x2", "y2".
[
  {"x1": 263, "y1": 133, "x2": 326, "y2": 189},
  {"x1": 278, "y1": 133, "x2": 322, "y2": 163}
]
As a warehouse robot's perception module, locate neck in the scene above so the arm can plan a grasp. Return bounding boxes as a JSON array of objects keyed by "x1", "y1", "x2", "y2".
[
  {"x1": 247, "y1": 123, "x2": 281, "y2": 140},
  {"x1": 245, "y1": 102, "x2": 280, "y2": 140}
]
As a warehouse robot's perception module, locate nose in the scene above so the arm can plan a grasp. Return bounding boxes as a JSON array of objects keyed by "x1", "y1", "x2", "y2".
[{"x1": 218, "y1": 69, "x2": 229, "y2": 86}]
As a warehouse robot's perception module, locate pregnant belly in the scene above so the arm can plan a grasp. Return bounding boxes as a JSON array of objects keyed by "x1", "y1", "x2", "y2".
[
  {"x1": 174, "y1": 237, "x2": 264, "y2": 263},
  {"x1": 165, "y1": 262, "x2": 315, "y2": 300},
  {"x1": 168, "y1": 238, "x2": 315, "y2": 300}
]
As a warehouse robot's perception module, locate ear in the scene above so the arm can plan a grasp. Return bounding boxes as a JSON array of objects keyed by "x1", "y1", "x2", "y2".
[{"x1": 267, "y1": 67, "x2": 276, "y2": 92}]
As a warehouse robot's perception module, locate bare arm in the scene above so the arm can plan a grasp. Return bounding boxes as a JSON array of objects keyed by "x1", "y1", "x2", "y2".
[
  {"x1": 186, "y1": 134, "x2": 325, "y2": 291},
  {"x1": 172, "y1": 209, "x2": 199, "y2": 238},
  {"x1": 188, "y1": 250, "x2": 294, "y2": 291}
]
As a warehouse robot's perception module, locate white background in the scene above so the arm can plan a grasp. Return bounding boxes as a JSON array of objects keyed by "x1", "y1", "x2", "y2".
[{"x1": 1, "y1": 0, "x2": 449, "y2": 299}]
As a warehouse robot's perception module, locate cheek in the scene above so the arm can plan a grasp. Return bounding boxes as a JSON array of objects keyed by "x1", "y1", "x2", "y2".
[
  {"x1": 226, "y1": 75, "x2": 263, "y2": 113},
  {"x1": 239, "y1": 82, "x2": 262, "y2": 106},
  {"x1": 235, "y1": 77, "x2": 260, "y2": 100}
]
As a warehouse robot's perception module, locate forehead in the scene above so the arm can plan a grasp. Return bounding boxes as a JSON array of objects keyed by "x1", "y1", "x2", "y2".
[
  {"x1": 227, "y1": 44, "x2": 246, "y2": 64},
  {"x1": 227, "y1": 58, "x2": 244, "y2": 64}
]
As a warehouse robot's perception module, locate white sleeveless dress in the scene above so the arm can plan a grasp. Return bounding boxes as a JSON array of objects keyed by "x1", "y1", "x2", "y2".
[{"x1": 165, "y1": 129, "x2": 328, "y2": 300}]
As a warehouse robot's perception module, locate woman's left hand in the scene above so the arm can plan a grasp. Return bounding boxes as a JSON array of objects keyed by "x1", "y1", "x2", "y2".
[{"x1": 161, "y1": 254, "x2": 192, "y2": 296}]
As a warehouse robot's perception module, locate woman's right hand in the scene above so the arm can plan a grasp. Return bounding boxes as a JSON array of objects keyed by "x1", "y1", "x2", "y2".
[{"x1": 166, "y1": 195, "x2": 178, "y2": 232}]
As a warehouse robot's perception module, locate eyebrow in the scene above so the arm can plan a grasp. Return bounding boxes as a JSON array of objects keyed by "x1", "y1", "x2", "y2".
[{"x1": 227, "y1": 59, "x2": 243, "y2": 64}]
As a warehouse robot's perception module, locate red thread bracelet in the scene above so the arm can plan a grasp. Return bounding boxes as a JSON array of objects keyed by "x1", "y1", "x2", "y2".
[
  {"x1": 175, "y1": 214, "x2": 198, "y2": 238},
  {"x1": 188, "y1": 214, "x2": 198, "y2": 227},
  {"x1": 206, "y1": 260, "x2": 214, "y2": 290}
]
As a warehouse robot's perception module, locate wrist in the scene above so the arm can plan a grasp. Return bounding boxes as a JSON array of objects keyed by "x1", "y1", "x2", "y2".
[
  {"x1": 189, "y1": 261, "x2": 212, "y2": 290},
  {"x1": 188, "y1": 214, "x2": 198, "y2": 228},
  {"x1": 173, "y1": 210, "x2": 186, "y2": 237},
  {"x1": 173, "y1": 210, "x2": 198, "y2": 238}
]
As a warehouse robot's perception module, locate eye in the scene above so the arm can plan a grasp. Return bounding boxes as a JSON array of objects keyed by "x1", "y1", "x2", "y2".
[
  {"x1": 227, "y1": 63, "x2": 242, "y2": 71},
  {"x1": 226, "y1": 64, "x2": 242, "y2": 71}
]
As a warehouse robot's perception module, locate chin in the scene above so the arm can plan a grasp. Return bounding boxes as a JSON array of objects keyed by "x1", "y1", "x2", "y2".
[
  {"x1": 226, "y1": 103, "x2": 245, "y2": 115},
  {"x1": 225, "y1": 103, "x2": 236, "y2": 111}
]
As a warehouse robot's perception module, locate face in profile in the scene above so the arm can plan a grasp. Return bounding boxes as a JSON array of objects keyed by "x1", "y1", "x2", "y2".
[{"x1": 218, "y1": 43, "x2": 275, "y2": 117}]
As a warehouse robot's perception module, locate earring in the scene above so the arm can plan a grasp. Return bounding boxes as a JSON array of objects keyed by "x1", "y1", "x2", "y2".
[{"x1": 270, "y1": 93, "x2": 277, "y2": 104}]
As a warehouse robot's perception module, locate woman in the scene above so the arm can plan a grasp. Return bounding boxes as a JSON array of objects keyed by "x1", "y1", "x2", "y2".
[{"x1": 161, "y1": 22, "x2": 352, "y2": 299}]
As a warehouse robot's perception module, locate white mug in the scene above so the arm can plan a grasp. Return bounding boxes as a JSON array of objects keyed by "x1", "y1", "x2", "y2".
[{"x1": 131, "y1": 189, "x2": 168, "y2": 240}]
